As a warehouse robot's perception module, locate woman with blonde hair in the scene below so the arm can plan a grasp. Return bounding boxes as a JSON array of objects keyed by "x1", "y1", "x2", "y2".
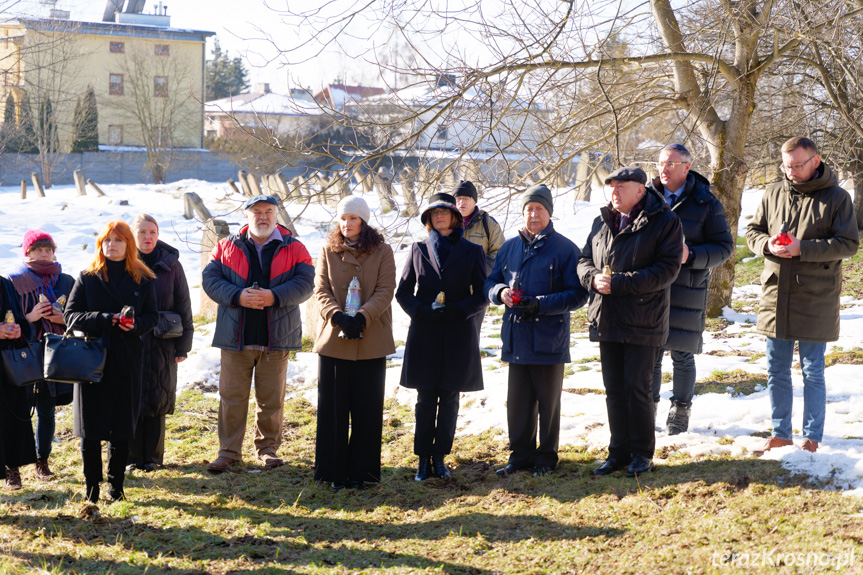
[
  {"x1": 127, "y1": 214, "x2": 193, "y2": 473},
  {"x1": 65, "y1": 220, "x2": 158, "y2": 503}
]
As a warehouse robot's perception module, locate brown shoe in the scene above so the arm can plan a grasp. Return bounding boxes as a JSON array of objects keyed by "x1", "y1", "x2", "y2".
[
  {"x1": 753, "y1": 436, "x2": 794, "y2": 456},
  {"x1": 4, "y1": 467, "x2": 22, "y2": 491},
  {"x1": 259, "y1": 452, "x2": 284, "y2": 470},
  {"x1": 206, "y1": 456, "x2": 236, "y2": 474},
  {"x1": 801, "y1": 439, "x2": 819, "y2": 453},
  {"x1": 35, "y1": 459, "x2": 56, "y2": 481}
]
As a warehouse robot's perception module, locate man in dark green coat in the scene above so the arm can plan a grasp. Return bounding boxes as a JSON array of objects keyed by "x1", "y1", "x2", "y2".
[{"x1": 746, "y1": 137, "x2": 859, "y2": 455}]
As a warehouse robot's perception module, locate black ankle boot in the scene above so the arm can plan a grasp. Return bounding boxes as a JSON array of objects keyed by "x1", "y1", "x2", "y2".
[
  {"x1": 415, "y1": 456, "x2": 432, "y2": 481},
  {"x1": 86, "y1": 483, "x2": 100, "y2": 503},
  {"x1": 666, "y1": 399, "x2": 692, "y2": 435},
  {"x1": 108, "y1": 483, "x2": 125, "y2": 502},
  {"x1": 432, "y1": 454, "x2": 451, "y2": 479}
]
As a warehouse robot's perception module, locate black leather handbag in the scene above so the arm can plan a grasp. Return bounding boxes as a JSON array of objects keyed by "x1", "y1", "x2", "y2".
[
  {"x1": 1, "y1": 339, "x2": 43, "y2": 387},
  {"x1": 153, "y1": 311, "x2": 183, "y2": 339},
  {"x1": 43, "y1": 319, "x2": 107, "y2": 384}
]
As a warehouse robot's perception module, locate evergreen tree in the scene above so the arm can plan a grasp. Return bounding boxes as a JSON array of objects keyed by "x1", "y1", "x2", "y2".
[
  {"x1": 71, "y1": 85, "x2": 99, "y2": 152},
  {"x1": 0, "y1": 93, "x2": 17, "y2": 152},
  {"x1": 38, "y1": 96, "x2": 59, "y2": 152},
  {"x1": 206, "y1": 38, "x2": 250, "y2": 100},
  {"x1": 17, "y1": 94, "x2": 38, "y2": 154}
]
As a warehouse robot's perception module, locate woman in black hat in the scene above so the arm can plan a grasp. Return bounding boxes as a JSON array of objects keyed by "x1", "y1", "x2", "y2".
[{"x1": 396, "y1": 193, "x2": 488, "y2": 481}]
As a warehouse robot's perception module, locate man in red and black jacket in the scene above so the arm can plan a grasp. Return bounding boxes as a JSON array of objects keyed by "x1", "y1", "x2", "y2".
[{"x1": 202, "y1": 195, "x2": 314, "y2": 473}]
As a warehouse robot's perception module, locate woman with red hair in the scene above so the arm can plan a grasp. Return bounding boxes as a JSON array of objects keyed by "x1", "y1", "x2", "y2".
[{"x1": 65, "y1": 221, "x2": 158, "y2": 503}]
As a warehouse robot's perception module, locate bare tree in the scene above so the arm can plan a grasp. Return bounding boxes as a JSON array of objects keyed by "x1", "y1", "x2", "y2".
[
  {"x1": 3, "y1": 18, "x2": 88, "y2": 187},
  {"x1": 251, "y1": 0, "x2": 863, "y2": 313},
  {"x1": 112, "y1": 42, "x2": 198, "y2": 184}
]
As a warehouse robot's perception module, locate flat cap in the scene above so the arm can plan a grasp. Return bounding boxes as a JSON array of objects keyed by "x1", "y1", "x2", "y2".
[
  {"x1": 604, "y1": 166, "x2": 647, "y2": 185},
  {"x1": 243, "y1": 194, "x2": 279, "y2": 210}
]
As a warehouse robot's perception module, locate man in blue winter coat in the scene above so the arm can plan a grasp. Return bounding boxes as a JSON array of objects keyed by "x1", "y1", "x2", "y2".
[
  {"x1": 647, "y1": 144, "x2": 733, "y2": 434},
  {"x1": 485, "y1": 184, "x2": 589, "y2": 478}
]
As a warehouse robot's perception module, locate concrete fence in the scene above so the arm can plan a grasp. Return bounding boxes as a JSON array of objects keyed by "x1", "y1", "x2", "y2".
[{"x1": 0, "y1": 150, "x2": 243, "y2": 186}]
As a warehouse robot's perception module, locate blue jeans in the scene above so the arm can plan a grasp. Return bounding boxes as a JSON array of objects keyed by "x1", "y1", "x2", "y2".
[
  {"x1": 33, "y1": 384, "x2": 56, "y2": 460},
  {"x1": 651, "y1": 349, "x2": 696, "y2": 404},
  {"x1": 766, "y1": 337, "x2": 826, "y2": 443}
]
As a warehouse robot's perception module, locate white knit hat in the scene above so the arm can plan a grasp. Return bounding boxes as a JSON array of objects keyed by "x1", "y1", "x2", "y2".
[{"x1": 337, "y1": 195, "x2": 371, "y2": 223}]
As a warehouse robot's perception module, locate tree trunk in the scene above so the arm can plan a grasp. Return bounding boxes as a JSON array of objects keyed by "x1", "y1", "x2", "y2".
[{"x1": 850, "y1": 152, "x2": 863, "y2": 230}]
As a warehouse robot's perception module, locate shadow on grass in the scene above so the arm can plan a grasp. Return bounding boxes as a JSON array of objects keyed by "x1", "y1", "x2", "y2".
[{"x1": 0, "y1": 507, "x2": 506, "y2": 574}]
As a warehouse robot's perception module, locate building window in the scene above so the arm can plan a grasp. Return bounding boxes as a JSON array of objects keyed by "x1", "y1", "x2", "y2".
[
  {"x1": 436, "y1": 125, "x2": 447, "y2": 140},
  {"x1": 109, "y1": 73, "x2": 124, "y2": 95},
  {"x1": 154, "y1": 76, "x2": 168, "y2": 98},
  {"x1": 110, "y1": 42, "x2": 124, "y2": 53},
  {"x1": 155, "y1": 44, "x2": 169, "y2": 56},
  {"x1": 108, "y1": 125, "x2": 123, "y2": 146}
]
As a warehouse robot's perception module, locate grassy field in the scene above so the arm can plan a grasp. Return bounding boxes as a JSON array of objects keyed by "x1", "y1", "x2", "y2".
[
  {"x1": 2, "y1": 391, "x2": 862, "y2": 575},
  {"x1": 2, "y1": 242, "x2": 863, "y2": 574}
]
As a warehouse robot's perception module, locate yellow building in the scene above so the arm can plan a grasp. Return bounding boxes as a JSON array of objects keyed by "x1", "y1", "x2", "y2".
[{"x1": 0, "y1": 14, "x2": 213, "y2": 150}]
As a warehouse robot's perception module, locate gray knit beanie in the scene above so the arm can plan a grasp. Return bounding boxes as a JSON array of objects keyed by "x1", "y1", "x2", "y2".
[
  {"x1": 337, "y1": 195, "x2": 371, "y2": 223},
  {"x1": 520, "y1": 183, "x2": 554, "y2": 216}
]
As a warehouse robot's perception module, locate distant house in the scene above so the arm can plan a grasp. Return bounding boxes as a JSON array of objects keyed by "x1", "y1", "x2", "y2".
[
  {"x1": 344, "y1": 75, "x2": 551, "y2": 153},
  {"x1": 0, "y1": 7, "x2": 213, "y2": 149},
  {"x1": 205, "y1": 84, "x2": 324, "y2": 139},
  {"x1": 313, "y1": 84, "x2": 386, "y2": 111}
]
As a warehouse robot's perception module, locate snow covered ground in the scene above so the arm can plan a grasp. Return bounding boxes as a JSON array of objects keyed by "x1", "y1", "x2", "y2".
[{"x1": 2, "y1": 178, "x2": 862, "y2": 494}]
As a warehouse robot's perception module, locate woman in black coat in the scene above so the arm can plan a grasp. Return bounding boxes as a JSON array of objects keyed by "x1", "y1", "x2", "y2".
[
  {"x1": 65, "y1": 220, "x2": 158, "y2": 503},
  {"x1": 0, "y1": 275, "x2": 36, "y2": 491},
  {"x1": 396, "y1": 193, "x2": 487, "y2": 481},
  {"x1": 128, "y1": 215, "x2": 194, "y2": 472}
]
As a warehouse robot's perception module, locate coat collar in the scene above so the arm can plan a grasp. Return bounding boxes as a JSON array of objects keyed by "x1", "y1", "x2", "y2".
[{"x1": 419, "y1": 234, "x2": 470, "y2": 277}]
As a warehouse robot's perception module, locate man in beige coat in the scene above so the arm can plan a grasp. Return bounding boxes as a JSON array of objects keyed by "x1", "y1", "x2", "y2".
[
  {"x1": 454, "y1": 180, "x2": 505, "y2": 337},
  {"x1": 746, "y1": 137, "x2": 859, "y2": 455}
]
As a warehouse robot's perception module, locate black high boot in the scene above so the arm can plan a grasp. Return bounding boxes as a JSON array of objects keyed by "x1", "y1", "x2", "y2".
[
  {"x1": 415, "y1": 456, "x2": 432, "y2": 481},
  {"x1": 666, "y1": 399, "x2": 692, "y2": 435},
  {"x1": 432, "y1": 454, "x2": 451, "y2": 479},
  {"x1": 85, "y1": 483, "x2": 100, "y2": 503}
]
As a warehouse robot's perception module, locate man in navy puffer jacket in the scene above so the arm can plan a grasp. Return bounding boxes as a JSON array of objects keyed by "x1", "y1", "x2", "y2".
[{"x1": 485, "y1": 184, "x2": 588, "y2": 478}]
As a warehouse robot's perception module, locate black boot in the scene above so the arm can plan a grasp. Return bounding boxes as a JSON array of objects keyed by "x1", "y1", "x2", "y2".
[
  {"x1": 432, "y1": 454, "x2": 451, "y2": 479},
  {"x1": 108, "y1": 483, "x2": 125, "y2": 502},
  {"x1": 415, "y1": 456, "x2": 432, "y2": 481},
  {"x1": 86, "y1": 483, "x2": 100, "y2": 503},
  {"x1": 666, "y1": 399, "x2": 692, "y2": 435}
]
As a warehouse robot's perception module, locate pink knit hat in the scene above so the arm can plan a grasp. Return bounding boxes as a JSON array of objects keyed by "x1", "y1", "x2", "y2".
[{"x1": 22, "y1": 229, "x2": 56, "y2": 256}]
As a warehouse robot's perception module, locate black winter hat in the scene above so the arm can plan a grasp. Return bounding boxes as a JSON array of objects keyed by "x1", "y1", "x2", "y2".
[
  {"x1": 520, "y1": 183, "x2": 554, "y2": 216},
  {"x1": 452, "y1": 180, "x2": 478, "y2": 202}
]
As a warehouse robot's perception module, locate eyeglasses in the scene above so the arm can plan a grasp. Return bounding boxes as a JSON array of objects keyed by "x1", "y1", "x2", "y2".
[
  {"x1": 430, "y1": 208, "x2": 451, "y2": 216},
  {"x1": 657, "y1": 161, "x2": 688, "y2": 169},
  {"x1": 782, "y1": 156, "x2": 816, "y2": 172}
]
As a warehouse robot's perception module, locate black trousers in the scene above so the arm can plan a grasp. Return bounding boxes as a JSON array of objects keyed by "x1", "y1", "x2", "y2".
[
  {"x1": 81, "y1": 438, "x2": 129, "y2": 490},
  {"x1": 314, "y1": 356, "x2": 386, "y2": 484},
  {"x1": 506, "y1": 363, "x2": 564, "y2": 469},
  {"x1": 128, "y1": 414, "x2": 166, "y2": 466},
  {"x1": 414, "y1": 388, "x2": 460, "y2": 457},
  {"x1": 599, "y1": 342, "x2": 660, "y2": 460}
]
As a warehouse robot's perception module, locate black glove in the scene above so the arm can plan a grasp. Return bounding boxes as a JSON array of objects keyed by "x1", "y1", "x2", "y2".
[
  {"x1": 334, "y1": 312, "x2": 364, "y2": 339},
  {"x1": 512, "y1": 296, "x2": 540, "y2": 321},
  {"x1": 441, "y1": 305, "x2": 467, "y2": 322},
  {"x1": 416, "y1": 305, "x2": 444, "y2": 322}
]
